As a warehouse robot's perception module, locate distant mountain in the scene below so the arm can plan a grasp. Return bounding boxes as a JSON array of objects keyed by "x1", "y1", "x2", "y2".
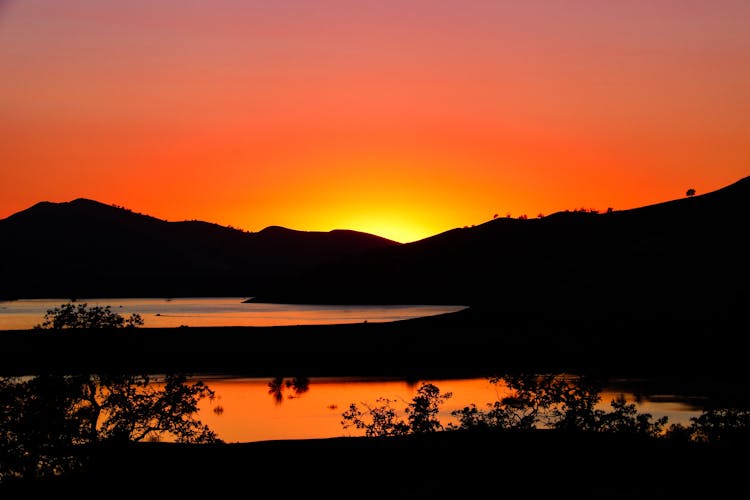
[
  {"x1": 0, "y1": 198, "x2": 398, "y2": 299},
  {"x1": 4, "y1": 176, "x2": 749, "y2": 334},
  {"x1": 249, "y1": 176, "x2": 750, "y2": 329}
]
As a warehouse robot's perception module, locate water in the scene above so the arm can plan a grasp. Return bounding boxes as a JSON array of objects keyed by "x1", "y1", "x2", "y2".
[
  {"x1": 0, "y1": 297, "x2": 467, "y2": 330},
  {"x1": 192, "y1": 375, "x2": 707, "y2": 443},
  {"x1": 0, "y1": 299, "x2": 713, "y2": 445}
]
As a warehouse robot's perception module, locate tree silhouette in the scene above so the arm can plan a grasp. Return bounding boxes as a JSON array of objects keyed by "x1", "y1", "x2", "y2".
[
  {"x1": 80, "y1": 373, "x2": 217, "y2": 443},
  {"x1": 341, "y1": 383, "x2": 452, "y2": 436},
  {"x1": 0, "y1": 375, "x2": 83, "y2": 481},
  {"x1": 405, "y1": 383, "x2": 452, "y2": 433},
  {"x1": 0, "y1": 373, "x2": 219, "y2": 482},
  {"x1": 34, "y1": 302, "x2": 143, "y2": 330},
  {"x1": 686, "y1": 188, "x2": 696, "y2": 197},
  {"x1": 1, "y1": 303, "x2": 217, "y2": 483},
  {"x1": 341, "y1": 397, "x2": 410, "y2": 437},
  {"x1": 677, "y1": 407, "x2": 750, "y2": 444},
  {"x1": 342, "y1": 375, "x2": 672, "y2": 438},
  {"x1": 451, "y1": 374, "x2": 667, "y2": 436}
]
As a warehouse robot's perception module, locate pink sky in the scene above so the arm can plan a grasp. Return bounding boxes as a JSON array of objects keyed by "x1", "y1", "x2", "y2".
[{"x1": 1, "y1": 0, "x2": 748, "y2": 242}]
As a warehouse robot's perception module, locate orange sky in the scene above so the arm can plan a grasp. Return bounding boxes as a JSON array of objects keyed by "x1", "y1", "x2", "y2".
[{"x1": 1, "y1": 1, "x2": 749, "y2": 242}]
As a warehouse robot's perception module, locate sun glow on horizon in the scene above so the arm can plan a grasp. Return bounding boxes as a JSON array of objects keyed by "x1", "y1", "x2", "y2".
[
  {"x1": 1, "y1": 1, "x2": 748, "y2": 235},
  {"x1": 335, "y1": 217, "x2": 434, "y2": 244}
]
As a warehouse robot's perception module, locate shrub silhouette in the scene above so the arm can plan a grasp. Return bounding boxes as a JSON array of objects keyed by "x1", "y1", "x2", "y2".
[
  {"x1": 341, "y1": 383, "x2": 452, "y2": 437},
  {"x1": 341, "y1": 397, "x2": 410, "y2": 437},
  {"x1": 34, "y1": 302, "x2": 143, "y2": 330},
  {"x1": 672, "y1": 407, "x2": 750, "y2": 444},
  {"x1": 340, "y1": 374, "x2": 750, "y2": 444},
  {"x1": 452, "y1": 375, "x2": 667, "y2": 436},
  {"x1": 405, "y1": 383, "x2": 453, "y2": 433},
  {"x1": 342, "y1": 375, "x2": 669, "y2": 438}
]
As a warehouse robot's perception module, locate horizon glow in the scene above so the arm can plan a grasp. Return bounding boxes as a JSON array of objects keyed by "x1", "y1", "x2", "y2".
[{"x1": 1, "y1": 1, "x2": 749, "y2": 242}]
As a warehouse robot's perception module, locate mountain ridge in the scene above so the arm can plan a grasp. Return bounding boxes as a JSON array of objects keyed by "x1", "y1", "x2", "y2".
[
  {"x1": 0, "y1": 198, "x2": 399, "y2": 299},
  {"x1": 246, "y1": 175, "x2": 750, "y2": 334},
  {"x1": 2, "y1": 177, "x2": 749, "y2": 317},
  {"x1": 4, "y1": 198, "x2": 396, "y2": 239}
]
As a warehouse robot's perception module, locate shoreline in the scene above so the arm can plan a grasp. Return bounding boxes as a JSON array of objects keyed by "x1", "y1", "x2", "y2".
[{"x1": 1, "y1": 308, "x2": 748, "y2": 390}]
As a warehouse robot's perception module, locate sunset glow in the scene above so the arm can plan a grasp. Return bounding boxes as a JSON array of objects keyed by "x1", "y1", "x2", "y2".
[{"x1": 1, "y1": 1, "x2": 749, "y2": 242}]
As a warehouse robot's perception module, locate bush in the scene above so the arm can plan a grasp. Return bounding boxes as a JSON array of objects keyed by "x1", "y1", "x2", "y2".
[
  {"x1": 34, "y1": 302, "x2": 144, "y2": 330},
  {"x1": 341, "y1": 383, "x2": 452, "y2": 437}
]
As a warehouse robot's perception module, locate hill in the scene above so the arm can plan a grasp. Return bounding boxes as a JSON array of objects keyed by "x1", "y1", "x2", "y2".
[
  {"x1": 0, "y1": 199, "x2": 398, "y2": 299},
  {"x1": 248, "y1": 176, "x2": 750, "y2": 330},
  {"x1": 3, "y1": 176, "x2": 749, "y2": 334}
]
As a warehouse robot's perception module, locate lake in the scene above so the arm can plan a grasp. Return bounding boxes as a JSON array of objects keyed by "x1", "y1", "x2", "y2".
[
  {"x1": 0, "y1": 298, "x2": 716, "y2": 446},
  {"x1": 0, "y1": 297, "x2": 467, "y2": 330},
  {"x1": 191, "y1": 375, "x2": 707, "y2": 443}
]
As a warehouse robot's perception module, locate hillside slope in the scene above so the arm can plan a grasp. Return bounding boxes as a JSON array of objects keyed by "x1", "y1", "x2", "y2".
[
  {"x1": 0, "y1": 199, "x2": 398, "y2": 299},
  {"x1": 250, "y1": 176, "x2": 750, "y2": 330}
]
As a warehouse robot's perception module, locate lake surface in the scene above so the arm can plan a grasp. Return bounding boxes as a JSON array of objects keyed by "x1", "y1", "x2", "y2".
[
  {"x1": 0, "y1": 299, "x2": 712, "y2": 445},
  {"x1": 192, "y1": 375, "x2": 707, "y2": 443},
  {"x1": 0, "y1": 297, "x2": 467, "y2": 330}
]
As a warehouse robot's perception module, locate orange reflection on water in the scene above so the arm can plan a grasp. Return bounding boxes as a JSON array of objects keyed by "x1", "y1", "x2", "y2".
[
  {"x1": 196, "y1": 377, "x2": 508, "y2": 443},
  {"x1": 194, "y1": 377, "x2": 702, "y2": 443},
  {"x1": 0, "y1": 298, "x2": 466, "y2": 330}
]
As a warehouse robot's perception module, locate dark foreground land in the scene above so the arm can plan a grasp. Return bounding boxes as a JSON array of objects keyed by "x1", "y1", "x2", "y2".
[
  {"x1": 3, "y1": 429, "x2": 748, "y2": 499},
  {"x1": 2, "y1": 307, "x2": 749, "y2": 498},
  {"x1": 3, "y1": 179, "x2": 750, "y2": 496},
  {"x1": 1, "y1": 306, "x2": 748, "y2": 381}
]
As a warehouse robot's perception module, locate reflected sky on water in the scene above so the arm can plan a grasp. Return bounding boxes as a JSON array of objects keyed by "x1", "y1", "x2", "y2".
[
  {"x1": 0, "y1": 297, "x2": 467, "y2": 330},
  {"x1": 193, "y1": 376, "x2": 706, "y2": 443}
]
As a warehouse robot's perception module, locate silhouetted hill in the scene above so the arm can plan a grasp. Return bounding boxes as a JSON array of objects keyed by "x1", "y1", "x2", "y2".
[
  {"x1": 4, "y1": 176, "x2": 749, "y2": 329},
  {"x1": 249, "y1": 176, "x2": 750, "y2": 331},
  {"x1": 0, "y1": 199, "x2": 398, "y2": 299}
]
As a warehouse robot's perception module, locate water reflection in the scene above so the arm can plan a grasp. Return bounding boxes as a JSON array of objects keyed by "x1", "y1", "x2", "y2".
[
  {"x1": 0, "y1": 298, "x2": 467, "y2": 330},
  {"x1": 3, "y1": 372, "x2": 747, "y2": 485},
  {"x1": 340, "y1": 374, "x2": 750, "y2": 443},
  {"x1": 267, "y1": 376, "x2": 310, "y2": 404},
  {"x1": 196, "y1": 374, "x2": 711, "y2": 443}
]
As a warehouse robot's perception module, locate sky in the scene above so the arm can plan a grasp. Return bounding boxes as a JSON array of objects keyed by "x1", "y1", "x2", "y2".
[{"x1": 1, "y1": 0, "x2": 748, "y2": 243}]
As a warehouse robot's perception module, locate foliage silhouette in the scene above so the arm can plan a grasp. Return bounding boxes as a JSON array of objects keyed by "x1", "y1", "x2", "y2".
[
  {"x1": 0, "y1": 375, "x2": 83, "y2": 482},
  {"x1": 0, "y1": 373, "x2": 218, "y2": 483},
  {"x1": 452, "y1": 374, "x2": 668, "y2": 436},
  {"x1": 341, "y1": 383, "x2": 452, "y2": 437},
  {"x1": 666, "y1": 407, "x2": 750, "y2": 444},
  {"x1": 341, "y1": 396, "x2": 411, "y2": 437},
  {"x1": 3, "y1": 306, "x2": 217, "y2": 482},
  {"x1": 34, "y1": 302, "x2": 144, "y2": 330},
  {"x1": 342, "y1": 374, "x2": 750, "y2": 446},
  {"x1": 342, "y1": 375, "x2": 671, "y2": 438},
  {"x1": 405, "y1": 383, "x2": 452, "y2": 433}
]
